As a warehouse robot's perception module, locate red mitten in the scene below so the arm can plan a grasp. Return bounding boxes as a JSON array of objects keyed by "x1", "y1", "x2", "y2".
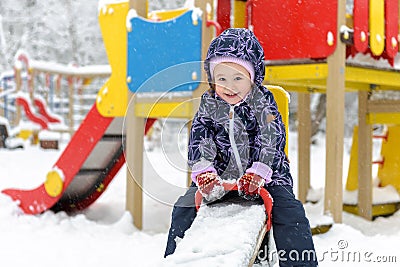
[
  {"x1": 237, "y1": 173, "x2": 265, "y2": 200},
  {"x1": 196, "y1": 172, "x2": 225, "y2": 201}
]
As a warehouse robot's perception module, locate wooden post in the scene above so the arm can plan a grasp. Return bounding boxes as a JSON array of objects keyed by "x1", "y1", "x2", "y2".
[
  {"x1": 28, "y1": 69, "x2": 35, "y2": 101},
  {"x1": 126, "y1": 92, "x2": 145, "y2": 230},
  {"x1": 186, "y1": 0, "x2": 215, "y2": 185},
  {"x1": 358, "y1": 91, "x2": 372, "y2": 219},
  {"x1": 297, "y1": 92, "x2": 311, "y2": 203},
  {"x1": 14, "y1": 68, "x2": 22, "y2": 126},
  {"x1": 127, "y1": 0, "x2": 147, "y2": 230},
  {"x1": 68, "y1": 76, "x2": 75, "y2": 135},
  {"x1": 324, "y1": 0, "x2": 346, "y2": 223},
  {"x1": 194, "y1": 0, "x2": 214, "y2": 109},
  {"x1": 129, "y1": 0, "x2": 147, "y2": 16}
]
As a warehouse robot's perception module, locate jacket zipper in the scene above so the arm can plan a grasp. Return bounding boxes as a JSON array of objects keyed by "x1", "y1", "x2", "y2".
[{"x1": 229, "y1": 105, "x2": 244, "y2": 175}]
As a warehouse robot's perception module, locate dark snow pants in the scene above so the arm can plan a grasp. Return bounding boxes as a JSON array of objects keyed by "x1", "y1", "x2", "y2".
[
  {"x1": 164, "y1": 183, "x2": 318, "y2": 266},
  {"x1": 164, "y1": 183, "x2": 198, "y2": 257}
]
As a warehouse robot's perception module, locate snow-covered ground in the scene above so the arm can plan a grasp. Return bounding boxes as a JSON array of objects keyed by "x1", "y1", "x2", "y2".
[{"x1": 0, "y1": 126, "x2": 399, "y2": 267}]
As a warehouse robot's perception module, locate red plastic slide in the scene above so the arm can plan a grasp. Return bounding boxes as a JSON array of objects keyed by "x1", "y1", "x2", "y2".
[
  {"x1": 15, "y1": 96, "x2": 48, "y2": 130},
  {"x1": 33, "y1": 97, "x2": 61, "y2": 123},
  {"x1": 2, "y1": 102, "x2": 155, "y2": 214},
  {"x1": 2, "y1": 104, "x2": 113, "y2": 214}
]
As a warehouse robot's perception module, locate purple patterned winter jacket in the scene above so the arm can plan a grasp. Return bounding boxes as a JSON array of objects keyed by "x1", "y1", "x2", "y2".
[
  {"x1": 188, "y1": 28, "x2": 293, "y2": 187},
  {"x1": 188, "y1": 86, "x2": 292, "y2": 187}
]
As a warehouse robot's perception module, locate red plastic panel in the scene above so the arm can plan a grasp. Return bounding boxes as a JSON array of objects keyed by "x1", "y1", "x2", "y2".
[
  {"x1": 385, "y1": 0, "x2": 399, "y2": 58},
  {"x1": 15, "y1": 97, "x2": 48, "y2": 129},
  {"x1": 251, "y1": 0, "x2": 338, "y2": 60},
  {"x1": 217, "y1": 0, "x2": 231, "y2": 32},
  {"x1": 33, "y1": 97, "x2": 61, "y2": 123},
  {"x1": 353, "y1": 0, "x2": 369, "y2": 53},
  {"x1": 2, "y1": 104, "x2": 113, "y2": 214}
]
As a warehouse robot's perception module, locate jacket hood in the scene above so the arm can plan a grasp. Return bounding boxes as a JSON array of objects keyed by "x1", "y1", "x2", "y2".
[{"x1": 204, "y1": 28, "x2": 265, "y2": 86}]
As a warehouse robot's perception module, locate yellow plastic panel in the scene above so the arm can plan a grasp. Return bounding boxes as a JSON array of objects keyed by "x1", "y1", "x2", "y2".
[
  {"x1": 233, "y1": 0, "x2": 246, "y2": 28},
  {"x1": 343, "y1": 203, "x2": 398, "y2": 217},
  {"x1": 267, "y1": 85, "x2": 289, "y2": 155},
  {"x1": 346, "y1": 126, "x2": 359, "y2": 191},
  {"x1": 96, "y1": 2, "x2": 129, "y2": 117},
  {"x1": 377, "y1": 125, "x2": 400, "y2": 193},
  {"x1": 18, "y1": 129, "x2": 32, "y2": 140},
  {"x1": 369, "y1": 0, "x2": 385, "y2": 56},
  {"x1": 367, "y1": 113, "x2": 400, "y2": 124},
  {"x1": 135, "y1": 101, "x2": 194, "y2": 119},
  {"x1": 148, "y1": 8, "x2": 188, "y2": 21},
  {"x1": 265, "y1": 64, "x2": 329, "y2": 82}
]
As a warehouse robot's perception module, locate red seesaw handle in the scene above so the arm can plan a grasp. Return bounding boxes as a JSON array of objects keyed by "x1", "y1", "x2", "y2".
[{"x1": 195, "y1": 183, "x2": 273, "y2": 231}]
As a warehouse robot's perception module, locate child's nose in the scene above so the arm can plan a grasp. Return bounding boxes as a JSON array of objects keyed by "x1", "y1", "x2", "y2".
[{"x1": 224, "y1": 81, "x2": 236, "y2": 91}]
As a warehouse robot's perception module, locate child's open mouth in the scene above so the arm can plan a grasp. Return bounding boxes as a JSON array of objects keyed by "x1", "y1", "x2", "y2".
[{"x1": 225, "y1": 92, "x2": 238, "y2": 98}]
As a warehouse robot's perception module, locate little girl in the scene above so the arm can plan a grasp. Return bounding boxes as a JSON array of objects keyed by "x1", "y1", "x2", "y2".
[{"x1": 164, "y1": 28, "x2": 318, "y2": 266}]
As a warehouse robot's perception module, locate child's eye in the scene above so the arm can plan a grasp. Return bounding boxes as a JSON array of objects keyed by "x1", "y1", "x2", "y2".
[
  {"x1": 217, "y1": 77, "x2": 226, "y2": 81},
  {"x1": 234, "y1": 76, "x2": 243, "y2": 81}
]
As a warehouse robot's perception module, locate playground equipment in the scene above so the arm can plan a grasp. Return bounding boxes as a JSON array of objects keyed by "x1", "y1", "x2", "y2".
[
  {"x1": 1, "y1": 1, "x2": 155, "y2": 215},
  {"x1": 1, "y1": 0, "x2": 288, "y2": 229},
  {"x1": 15, "y1": 94, "x2": 50, "y2": 130},
  {"x1": 345, "y1": 125, "x2": 400, "y2": 216},
  {"x1": 205, "y1": 0, "x2": 399, "y2": 222},
  {"x1": 1, "y1": 3, "x2": 125, "y2": 214},
  {"x1": 252, "y1": 0, "x2": 400, "y2": 221},
  {"x1": 2, "y1": 0, "x2": 399, "y2": 230},
  {"x1": 14, "y1": 93, "x2": 66, "y2": 129},
  {"x1": 125, "y1": 0, "x2": 290, "y2": 230},
  {"x1": 167, "y1": 182, "x2": 273, "y2": 266},
  {"x1": 32, "y1": 95, "x2": 63, "y2": 124},
  {"x1": 14, "y1": 93, "x2": 67, "y2": 148},
  {"x1": 0, "y1": 116, "x2": 24, "y2": 149},
  {"x1": 0, "y1": 51, "x2": 114, "y2": 144},
  {"x1": 12, "y1": 51, "x2": 111, "y2": 134}
]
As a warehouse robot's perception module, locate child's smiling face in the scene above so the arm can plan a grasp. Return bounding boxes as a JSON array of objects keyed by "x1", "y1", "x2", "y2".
[{"x1": 213, "y1": 62, "x2": 253, "y2": 105}]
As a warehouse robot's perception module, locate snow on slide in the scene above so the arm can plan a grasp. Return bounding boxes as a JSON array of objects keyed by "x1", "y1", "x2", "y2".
[
  {"x1": 165, "y1": 202, "x2": 266, "y2": 267},
  {"x1": 164, "y1": 183, "x2": 273, "y2": 266},
  {"x1": 2, "y1": 100, "x2": 154, "y2": 214},
  {"x1": 2, "y1": 103, "x2": 115, "y2": 214}
]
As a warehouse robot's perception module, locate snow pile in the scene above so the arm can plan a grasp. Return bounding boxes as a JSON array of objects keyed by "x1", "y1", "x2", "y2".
[
  {"x1": 98, "y1": 0, "x2": 127, "y2": 13},
  {"x1": 48, "y1": 123, "x2": 69, "y2": 132},
  {"x1": 0, "y1": 129, "x2": 400, "y2": 266},
  {"x1": 304, "y1": 201, "x2": 334, "y2": 229},
  {"x1": 347, "y1": 52, "x2": 400, "y2": 70},
  {"x1": 0, "y1": 116, "x2": 11, "y2": 132},
  {"x1": 4, "y1": 137, "x2": 25, "y2": 149},
  {"x1": 165, "y1": 203, "x2": 266, "y2": 266},
  {"x1": 343, "y1": 185, "x2": 400, "y2": 205},
  {"x1": 0, "y1": 194, "x2": 157, "y2": 267},
  {"x1": 0, "y1": 116, "x2": 25, "y2": 148},
  {"x1": 38, "y1": 130, "x2": 61, "y2": 141},
  {"x1": 17, "y1": 120, "x2": 42, "y2": 131}
]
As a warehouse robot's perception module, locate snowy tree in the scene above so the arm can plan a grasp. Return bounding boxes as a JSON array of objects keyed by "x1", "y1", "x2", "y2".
[
  {"x1": 0, "y1": 0, "x2": 106, "y2": 70},
  {"x1": 148, "y1": 0, "x2": 187, "y2": 11},
  {"x1": 0, "y1": 0, "x2": 191, "y2": 71}
]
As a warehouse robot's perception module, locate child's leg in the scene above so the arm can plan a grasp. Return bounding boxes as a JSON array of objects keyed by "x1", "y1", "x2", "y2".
[
  {"x1": 267, "y1": 185, "x2": 318, "y2": 266},
  {"x1": 164, "y1": 184, "x2": 197, "y2": 257}
]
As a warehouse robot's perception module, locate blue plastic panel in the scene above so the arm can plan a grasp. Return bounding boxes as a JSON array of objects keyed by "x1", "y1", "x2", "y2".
[{"x1": 127, "y1": 11, "x2": 202, "y2": 93}]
